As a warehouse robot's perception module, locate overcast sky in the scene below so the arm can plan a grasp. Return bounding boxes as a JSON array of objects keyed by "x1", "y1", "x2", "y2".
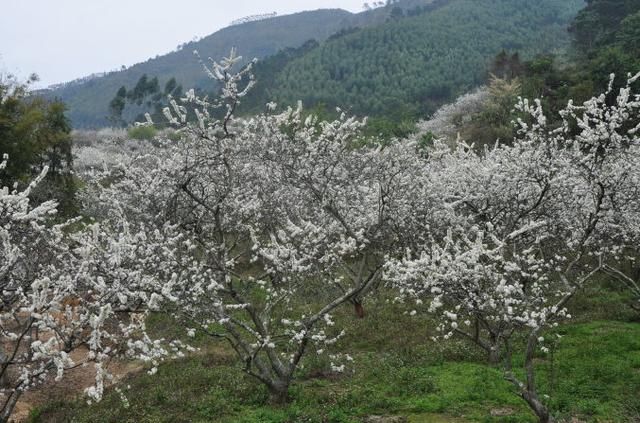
[{"x1": 0, "y1": 0, "x2": 364, "y2": 87}]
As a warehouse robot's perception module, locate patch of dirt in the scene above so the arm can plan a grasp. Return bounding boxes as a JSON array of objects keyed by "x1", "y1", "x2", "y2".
[
  {"x1": 195, "y1": 345, "x2": 236, "y2": 366},
  {"x1": 10, "y1": 343, "x2": 233, "y2": 422},
  {"x1": 490, "y1": 407, "x2": 515, "y2": 416},
  {"x1": 10, "y1": 346, "x2": 143, "y2": 423},
  {"x1": 363, "y1": 416, "x2": 408, "y2": 423}
]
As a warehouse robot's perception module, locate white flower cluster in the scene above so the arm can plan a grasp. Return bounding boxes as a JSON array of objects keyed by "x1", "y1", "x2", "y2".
[
  {"x1": 0, "y1": 157, "x2": 184, "y2": 419},
  {"x1": 3, "y1": 47, "x2": 638, "y2": 422},
  {"x1": 386, "y1": 72, "x2": 640, "y2": 421}
]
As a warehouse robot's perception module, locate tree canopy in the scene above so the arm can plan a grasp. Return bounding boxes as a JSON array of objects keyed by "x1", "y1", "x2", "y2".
[{"x1": 0, "y1": 75, "x2": 76, "y2": 213}]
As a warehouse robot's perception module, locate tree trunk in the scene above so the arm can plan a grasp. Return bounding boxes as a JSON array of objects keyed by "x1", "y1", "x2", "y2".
[
  {"x1": 488, "y1": 345, "x2": 501, "y2": 365},
  {"x1": 0, "y1": 350, "x2": 8, "y2": 388},
  {"x1": 267, "y1": 380, "x2": 290, "y2": 405},
  {"x1": 522, "y1": 331, "x2": 554, "y2": 423},
  {"x1": 0, "y1": 389, "x2": 21, "y2": 423},
  {"x1": 488, "y1": 350, "x2": 499, "y2": 365},
  {"x1": 354, "y1": 300, "x2": 365, "y2": 319},
  {"x1": 522, "y1": 391, "x2": 554, "y2": 423}
]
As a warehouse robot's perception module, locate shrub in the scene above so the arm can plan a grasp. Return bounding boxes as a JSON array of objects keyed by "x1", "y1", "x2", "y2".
[{"x1": 127, "y1": 125, "x2": 157, "y2": 140}]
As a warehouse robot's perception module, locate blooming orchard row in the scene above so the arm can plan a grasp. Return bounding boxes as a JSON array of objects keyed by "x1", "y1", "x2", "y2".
[{"x1": 1, "y1": 51, "x2": 638, "y2": 422}]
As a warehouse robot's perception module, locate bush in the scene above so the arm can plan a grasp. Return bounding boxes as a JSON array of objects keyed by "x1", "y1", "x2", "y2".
[{"x1": 127, "y1": 125, "x2": 157, "y2": 140}]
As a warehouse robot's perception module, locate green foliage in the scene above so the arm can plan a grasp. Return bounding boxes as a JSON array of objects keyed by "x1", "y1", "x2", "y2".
[
  {"x1": 127, "y1": 75, "x2": 160, "y2": 106},
  {"x1": 259, "y1": 0, "x2": 583, "y2": 120},
  {"x1": 29, "y1": 289, "x2": 640, "y2": 422},
  {"x1": 44, "y1": 9, "x2": 356, "y2": 128},
  {"x1": 362, "y1": 116, "x2": 417, "y2": 140},
  {"x1": 570, "y1": 0, "x2": 640, "y2": 53},
  {"x1": 508, "y1": 0, "x2": 640, "y2": 127},
  {"x1": 561, "y1": 0, "x2": 640, "y2": 94},
  {"x1": 490, "y1": 50, "x2": 523, "y2": 80},
  {"x1": 239, "y1": 39, "x2": 321, "y2": 115},
  {"x1": 109, "y1": 86, "x2": 127, "y2": 126},
  {"x1": 449, "y1": 0, "x2": 640, "y2": 149},
  {"x1": 616, "y1": 11, "x2": 640, "y2": 55},
  {"x1": 461, "y1": 76, "x2": 522, "y2": 148},
  {"x1": 108, "y1": 75, "x2": 184, "y2": 127},
  {"x1": 127, "y1": 125, "x2": 157, "y2": 141},
  {"x1": 165, "y1": 129, "x2": 183, "y2": 142},
  {"x1": 0, "y1": 76, "x2": 76, "y2": 214}
]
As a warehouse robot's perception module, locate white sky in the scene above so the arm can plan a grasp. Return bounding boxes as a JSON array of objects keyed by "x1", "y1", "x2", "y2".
[{"x1": 0, "y1": 1, "x2": 364, "y2": 87}]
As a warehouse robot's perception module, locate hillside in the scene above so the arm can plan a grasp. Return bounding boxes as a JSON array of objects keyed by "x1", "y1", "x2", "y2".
[
  {"x1": 42, "y1": 9, "x2": 354, "y2": 128},
  {"x1": 44, "y1": 2, "x2": 450, "y2": 128},
  {"x1": 44, "y1": 0, "x2": 586, "y2": 128},
  {"x1": 7, "y1": 1, "x2": 640, "y2": 422},
  {"x1": 243, "y1": 0, "x2": 585, "y2": 119}
]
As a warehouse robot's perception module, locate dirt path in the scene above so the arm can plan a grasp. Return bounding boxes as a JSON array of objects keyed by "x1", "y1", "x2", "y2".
[
  {"x1": 10, "y1": 346, "x2": 143, "y2": 423},
  {"x1": 8, "y1": 343, "x2": 232, "y2": 422}
]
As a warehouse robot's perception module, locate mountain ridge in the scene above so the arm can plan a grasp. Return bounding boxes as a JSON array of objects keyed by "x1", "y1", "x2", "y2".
[
  {"x1": 242, "y1": 0, "x2": 585, "y2": 119},
  {"x1": 42, "y1": 8, "x2": 358, "y2": 127},
  {"x1": 43, "y1": 0, "x2": 585, "y2": 128}
]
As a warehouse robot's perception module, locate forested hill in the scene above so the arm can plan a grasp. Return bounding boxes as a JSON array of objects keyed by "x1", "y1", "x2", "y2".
[
  {"x1": 40, "y1": 9, "x2": 355, "y2": 128},
  {"x1": 43, "y1": 0, "x2": 586, "y2": 128},
  {"x1": 242, "y1": 0, "x2": 586, "y2": 119},
  {"x1": 44, "y1": 1, "x2": 449, "y2": 128}
]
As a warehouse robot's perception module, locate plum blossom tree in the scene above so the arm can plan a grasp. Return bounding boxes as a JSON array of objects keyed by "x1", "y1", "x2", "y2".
[
  {"x1": 244, "y1": 102, "x2": 430, "y2": 318},
  {"x1": 414, "y1": 86, "x2": 489, "y2": 142},
  {"x1": 387, "y1": 73, "x2": 640, "y2": 423},
  {"x1": 0, "y1": 156, "x2": 173, "y2": 422},
  {"x1": 84, "y1": 49, "x2": 428, "y2": 404},
  {"x1": 569, "y1": 73, "x2": 640, "y2": 312}
]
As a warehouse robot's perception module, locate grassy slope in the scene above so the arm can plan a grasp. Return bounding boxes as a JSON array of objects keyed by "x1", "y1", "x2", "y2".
[{"x1": 30, "y1": 281, "x2": 640, "y2": 422}]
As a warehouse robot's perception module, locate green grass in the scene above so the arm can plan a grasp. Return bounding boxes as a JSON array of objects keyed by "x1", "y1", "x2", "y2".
[
  {"x1": 29, "y1": 286, "x2": 640, "y2": 422},
  {"x1": 127, "y1": 126, "x2": 157, "y2": 141},
  {"x1": 542, "y1": 321, "x2": 640, "y2": 421}
]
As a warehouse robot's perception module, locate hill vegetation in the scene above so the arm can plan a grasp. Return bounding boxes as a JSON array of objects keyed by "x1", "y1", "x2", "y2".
[
  {"x1": 0, "y1": 75, "x2": 76, "y2": 214},
  {"x1": 416, "y1": 0, "x2": 640, "y2": 148},
  {"x1": 3, "y1": 1, "x2": 640, "y2": 422},
  {"x1": 242, "y1": 0, "x2": 585, "y2": 119},
  {"x1": 42, "y1": 9, "x2": 355, "y2": 128},
  {"x1": 44, "y1": 0, "x2": 585, "y2": 128}
]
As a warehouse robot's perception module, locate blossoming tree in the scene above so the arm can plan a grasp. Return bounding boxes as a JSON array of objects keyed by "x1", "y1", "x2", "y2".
[
  {"x1": 386, "y1": 73, "x2": 640, "y2": 422},
  {"x1": 84, "y1": 49, "x2": 428, "y2": 404},
  {"x1": 0, "y1": 157, "x2": 173, "y2": 421}
]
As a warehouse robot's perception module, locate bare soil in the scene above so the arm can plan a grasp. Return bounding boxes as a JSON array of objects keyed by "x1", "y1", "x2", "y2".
[{"x1": 10, "y1": 346, "x2": 143, "y2": 423}]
